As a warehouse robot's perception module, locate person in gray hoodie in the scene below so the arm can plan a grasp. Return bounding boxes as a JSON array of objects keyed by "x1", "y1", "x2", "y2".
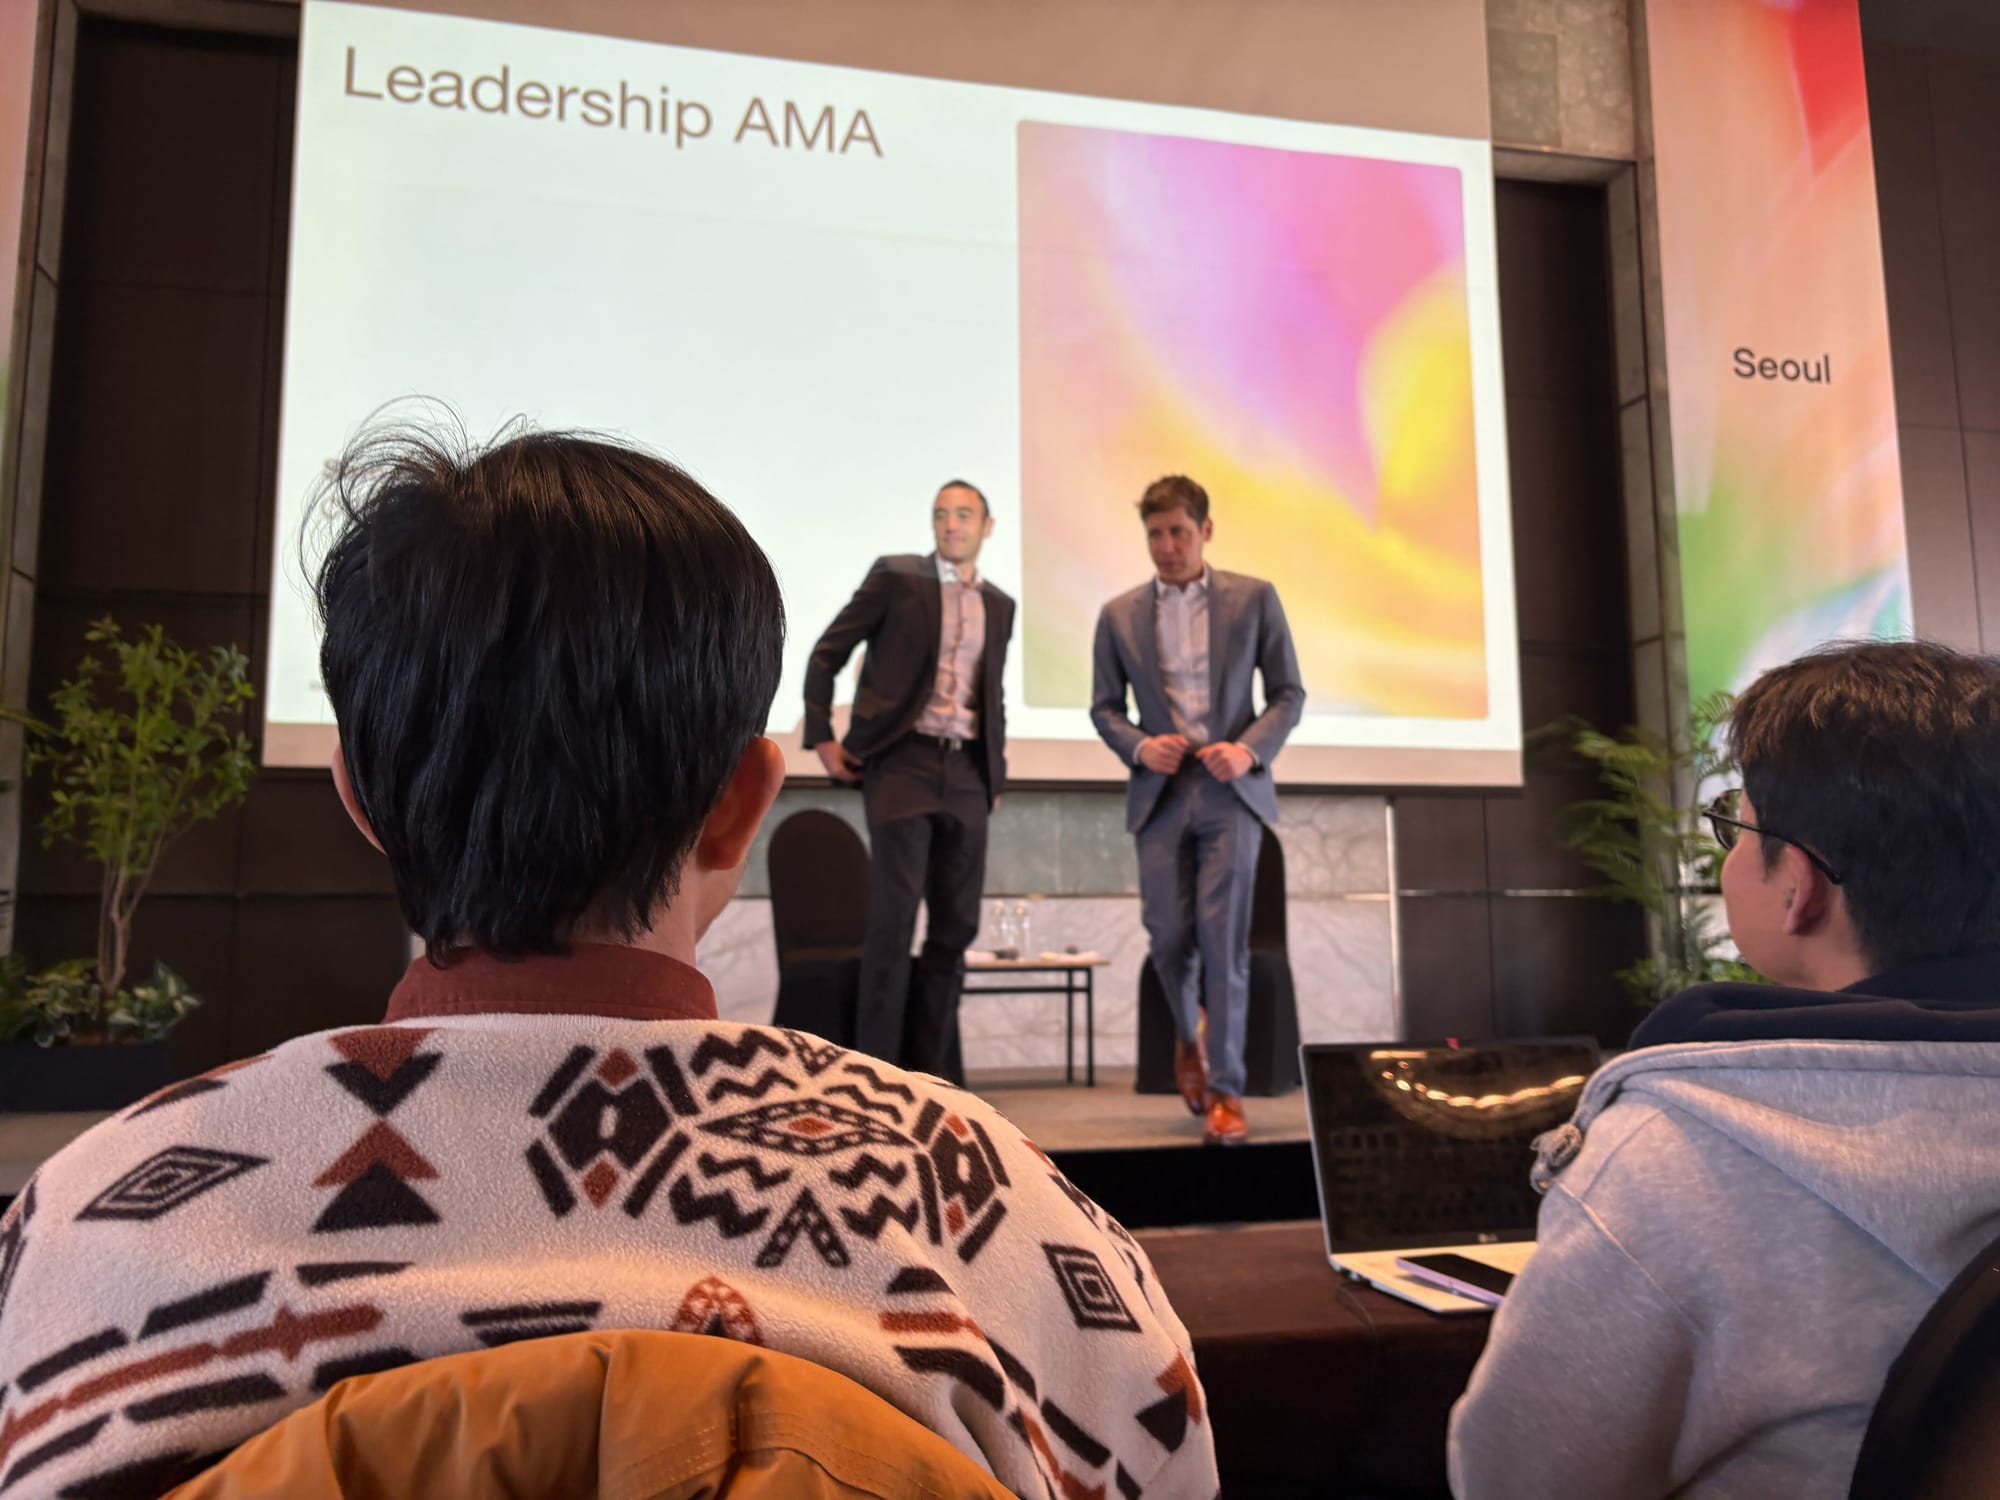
[{"x1": 1449, "y1": 639, "x2": 2000, "y2": 1500}]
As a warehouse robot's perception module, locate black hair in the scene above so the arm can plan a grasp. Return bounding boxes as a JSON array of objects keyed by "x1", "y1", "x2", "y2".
[
  {"x1": 937, "y1": 478, "x2": 990, "y2": 519},
  {"x1": 1730, "y1": 639, "x2": 2000, "y2": 970},
  {"x1": 312, "y1": 415, "x2": 785, "y2": 958}
]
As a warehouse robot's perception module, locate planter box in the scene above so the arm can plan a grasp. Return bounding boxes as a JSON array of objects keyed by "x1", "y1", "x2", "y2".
[{"x1": 0, "y1": 1042, "x2": 176, "y2": 1112}]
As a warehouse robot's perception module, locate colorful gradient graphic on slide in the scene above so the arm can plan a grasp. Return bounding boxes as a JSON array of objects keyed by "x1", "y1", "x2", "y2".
[
  {"x1": 1649, "y1": 0, "x2": 1908, "y2": 702},
  {"x1": 1017, "y1": 121, "x2": 1485, "y2": 719}
]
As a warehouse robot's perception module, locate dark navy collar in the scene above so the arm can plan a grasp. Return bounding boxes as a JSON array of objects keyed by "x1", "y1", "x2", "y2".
[{"x1": 1630, "y1": 949, "x2": 2000, "y2": 1049}]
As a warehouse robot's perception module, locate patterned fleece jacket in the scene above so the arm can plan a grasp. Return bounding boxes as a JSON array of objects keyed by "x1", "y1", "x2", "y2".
[{"x1": 0, "y1": 972, "x2": 1218, "y2": 1500}]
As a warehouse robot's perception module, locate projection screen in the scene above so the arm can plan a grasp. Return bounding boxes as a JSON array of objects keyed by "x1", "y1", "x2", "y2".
[{"x1": 267, "y1": 0, "x2": 1518, "y2": 786}]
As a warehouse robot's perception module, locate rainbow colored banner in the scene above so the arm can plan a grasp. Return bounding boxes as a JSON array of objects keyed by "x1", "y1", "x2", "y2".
[
  {"x1": 1647, "y1": 0, "x2": 1908, "y2": 702},
  {"x1": 1, "y1": 0, "x2": 36, "y2": 459}
]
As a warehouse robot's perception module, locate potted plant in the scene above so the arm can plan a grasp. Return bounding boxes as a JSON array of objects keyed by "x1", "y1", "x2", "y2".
[
  {"x1": 0, "y1": 618, "x2": 255, "y2": 1110},
  {"x1": 1539, "y1": 692, "x2": 1762, "y2": 1008}
]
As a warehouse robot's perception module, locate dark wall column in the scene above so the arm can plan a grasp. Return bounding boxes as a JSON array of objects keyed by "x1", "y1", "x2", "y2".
[
  {"x1": 1864, "y1": 36, "x2": 2000, "y2": 654},
  {"x1": 1395, "y1": 179, "x2": 1646, "y2": 1048},
  {"x1": 16, "y1": 17, "x2": 407, "y2": 1076}
]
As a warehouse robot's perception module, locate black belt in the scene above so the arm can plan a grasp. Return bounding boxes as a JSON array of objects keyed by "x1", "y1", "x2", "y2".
[{"x1": 910, "y1": 731, "x2": 977, "y2": 753}]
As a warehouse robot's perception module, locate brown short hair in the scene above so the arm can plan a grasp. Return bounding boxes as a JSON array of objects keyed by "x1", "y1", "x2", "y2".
[
  {"x1": 1138, "y1": 475, "x2": 1210, "y2": 525},
  {"x1": 1729, "y1": 639, "x2": 2000, "y2": 969}
]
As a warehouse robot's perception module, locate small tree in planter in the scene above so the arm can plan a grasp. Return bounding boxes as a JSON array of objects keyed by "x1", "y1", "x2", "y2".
[
  {"x1": 1537, "y1": 692, "x2": 1763, "y2": 1009},
  {"x1": 1, "y1": 618, "x2": 254, "y2": 1084}
]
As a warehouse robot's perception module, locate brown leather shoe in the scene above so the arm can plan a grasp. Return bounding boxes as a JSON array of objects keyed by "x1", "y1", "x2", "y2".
[
  {"x1": 1203, "y1": 1094, "x2": 1249, "y2": 1146},
  {"x1": 1173, "y1": 1037, "x2": 1209, "y2": 1116}
]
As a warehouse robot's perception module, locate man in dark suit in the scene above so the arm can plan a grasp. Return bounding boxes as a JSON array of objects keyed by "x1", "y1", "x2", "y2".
[
  {"x1": 1092, "y1": 475, "x2": 1304, "y2": 1143},
  {"x1": 803, "y1": 481, "x2": 1014, "y2": 1081}
]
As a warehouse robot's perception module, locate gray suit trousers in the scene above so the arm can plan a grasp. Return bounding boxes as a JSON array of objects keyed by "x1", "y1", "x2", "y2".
[{"x1": 1135, "y1": 765, "x2": 1264, "y2": 1099}]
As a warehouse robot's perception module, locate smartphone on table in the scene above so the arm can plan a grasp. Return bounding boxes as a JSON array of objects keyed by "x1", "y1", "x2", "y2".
[{"x1": 1392, "y1": 1252, "x2": 1516, "y2": 1307}]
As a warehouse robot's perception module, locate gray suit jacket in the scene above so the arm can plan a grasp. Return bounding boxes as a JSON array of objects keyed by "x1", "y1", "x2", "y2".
[{"x1": 1090, "y1": 569, "x2": 1305, "y2": 832}]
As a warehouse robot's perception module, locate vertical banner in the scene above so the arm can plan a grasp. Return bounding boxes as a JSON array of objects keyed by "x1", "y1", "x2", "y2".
[
  {"x1": 0, "y1": 0, "x2": 37, "y2": 466},
  {"x1": 1647, "y1": 0, "x2": 1908, "y2": 702}
]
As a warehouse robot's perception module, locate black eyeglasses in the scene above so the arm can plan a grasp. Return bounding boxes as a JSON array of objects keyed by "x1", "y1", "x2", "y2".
[{"x1": 1704, "y1": 790, "x2": 1844, "y2": 885}]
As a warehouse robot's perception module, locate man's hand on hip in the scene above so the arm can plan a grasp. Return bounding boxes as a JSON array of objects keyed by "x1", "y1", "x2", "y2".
[
  {"x1": 1137, "y1": 734, "x2": 1191, "y2": 775},
  {"x1": 815, "y1": 740, "x2": 864, "y2": 782},
  {"x1": 1198, "y1": 742, "x2": 1256, "y2": 783}
]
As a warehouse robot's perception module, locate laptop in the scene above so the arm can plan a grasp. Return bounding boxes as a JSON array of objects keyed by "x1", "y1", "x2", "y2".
[{"x1": 1301, "y1": 1038, "x2": 1601, "y2": 1314}]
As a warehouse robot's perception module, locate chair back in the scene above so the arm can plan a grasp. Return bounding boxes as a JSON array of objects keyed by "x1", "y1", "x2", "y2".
[
  {"x1": 1849, "y1": 1226, "x2": 2000, "y2": 1500},
  {"x1": 768, "y1": 810, "x2": 871, "y2": 961},
  {"x1": 1250, "y1": 830, "x2": 1287, "y2": 948},
  {"x1": 164, "y1": 1329, "x2": 1018, "y2": 1499}
]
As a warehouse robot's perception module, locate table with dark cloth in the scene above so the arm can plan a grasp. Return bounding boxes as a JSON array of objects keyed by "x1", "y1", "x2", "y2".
[{"x1": 1135, "y1": 1220, "x2": 1494, "y2": 1498}]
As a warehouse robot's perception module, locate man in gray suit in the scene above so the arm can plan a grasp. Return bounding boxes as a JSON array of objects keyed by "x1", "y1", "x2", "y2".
[{"x1": 1091, "y1": 476, "x2": 1305, "y2": 1144}]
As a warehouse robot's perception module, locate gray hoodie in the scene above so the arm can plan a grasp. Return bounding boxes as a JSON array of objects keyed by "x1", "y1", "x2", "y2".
[{"x1": 1447, "y1": 1036, "x2": 2000, "y2": 1499}]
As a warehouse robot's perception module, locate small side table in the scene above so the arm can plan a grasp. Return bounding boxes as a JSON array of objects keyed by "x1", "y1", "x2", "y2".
[{"x1": 961, "y1": 956, "x2": 1108, "y2": 1086}]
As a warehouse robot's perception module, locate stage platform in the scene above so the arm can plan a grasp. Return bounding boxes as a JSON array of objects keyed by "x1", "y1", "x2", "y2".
[
  {"x1": 965, "y1": 1067, "x2": 1310, "y2": 1153},
  {"x1": 967, "y1": 1068, "x2": 1321, "y2": 1232}
]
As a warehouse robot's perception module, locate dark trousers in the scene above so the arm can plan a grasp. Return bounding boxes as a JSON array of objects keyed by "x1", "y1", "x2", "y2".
[{"x1": 856, "y1": 735, "x2": 991, "y2": 1083}]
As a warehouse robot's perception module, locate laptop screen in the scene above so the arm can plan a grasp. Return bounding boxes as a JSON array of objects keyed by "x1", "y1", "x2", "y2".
[{"x1": 1302, "y1": 1039, "x2": 1601, "y2": 1253}]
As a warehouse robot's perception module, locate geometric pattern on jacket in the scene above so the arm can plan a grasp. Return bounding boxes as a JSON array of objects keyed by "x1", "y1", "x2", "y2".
[{"x1": 0, "y1": 1017, "x2": 1217, "y2": 1499}]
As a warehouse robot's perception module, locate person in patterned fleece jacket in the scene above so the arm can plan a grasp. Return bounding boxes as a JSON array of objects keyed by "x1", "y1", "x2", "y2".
[{"x1": 0, "y1": 421, "x2": 1218, "y2": 1500}]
